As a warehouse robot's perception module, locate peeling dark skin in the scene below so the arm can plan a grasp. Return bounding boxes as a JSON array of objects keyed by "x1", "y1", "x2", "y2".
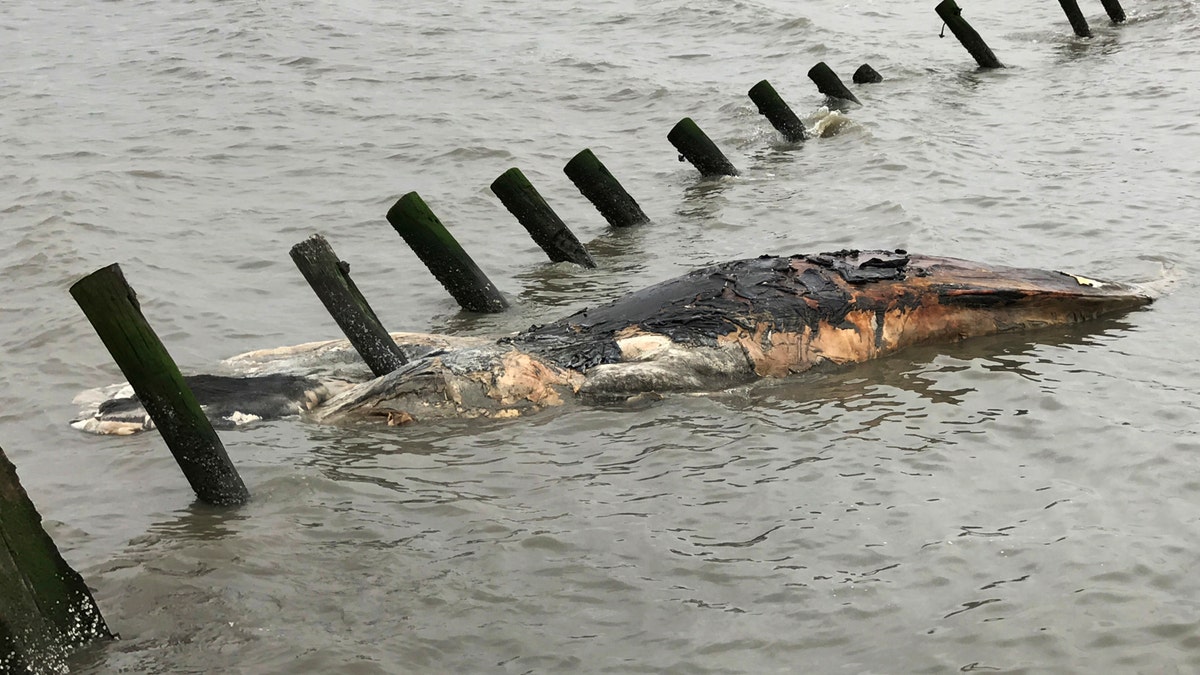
[{"x1": 511, "y1": 250, "x2": 1151, "y2": 377}]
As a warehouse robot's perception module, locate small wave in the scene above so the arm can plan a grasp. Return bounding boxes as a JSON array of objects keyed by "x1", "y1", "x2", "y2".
[
  {"x1": 43, "y1": 150, "x2": 104, "y2": 160},
  {"x1": 433, "y1": 146, "x2": 514, "y2": 161},
  {"x1": 158, "y1": 65, "x2": 211, "y2": 80},
  {"x1": 281, "y1": 56, "x2": 321, "y2": 67},
  {"x1": 124, "y1": 169, "x2": 179, "y2": 180}
]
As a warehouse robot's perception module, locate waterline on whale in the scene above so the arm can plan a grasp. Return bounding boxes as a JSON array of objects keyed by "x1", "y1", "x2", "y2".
[{"x1": 71, "y1": 250, "x2": 1155, "y2": 435}]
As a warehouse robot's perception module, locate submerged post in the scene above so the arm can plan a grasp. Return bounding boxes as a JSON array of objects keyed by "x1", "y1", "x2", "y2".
[
  {"x1": 1100, "y1": 0, "x2": 1125, "y2": 23},
  {"x1": 935, "y1": 0, "x2": 1004, "y2": 68},
  {"x1": 853, "y1": 63, "x2": 884, "y2": 84},
  {"x1": 667, "y1": 118, "x2": 739, "y2": 177},
  {"x1": 1058, "y1": 0, "x2": 1093, "y2": 36},
  {"x1": 70, "y1": 265, "x2": 250, "y2": 506},
  {"x1": 0, "y1": 623, "x2": 26, "y2": 674},
  {"x1": 0, "y1": 445, "x2": 111, "y2": 673},
  {"x1": 386, "y1": 192, "x2": 509, "y2": 313},
  {"x1": 748, "y1": 80, "x2": 807, "y2": 143},
  {"x1": 1, "y1": 446, "x2": 111, "y2": 667},
  {"x1": 290, "y1": 235, "x2": 408, "y2": 376},
  {"x1": 489, "y1": 168, "x2": 597, "y2": 268},
  {"x1": 0, "y1": 444, "x2": 110, "y2": 667},
  {"x1": 563, "y1": 149, "x2": 651, "y2": 228},
  {"x1": 807, "y1": 62, "x2": 862, "y2": 105}
]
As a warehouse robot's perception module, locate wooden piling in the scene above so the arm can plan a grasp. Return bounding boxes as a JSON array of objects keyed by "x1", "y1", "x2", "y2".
[
  {"x1": 748, "y1": 80, "x2": 807, "y2": 143},
  {"x1": 1100, "y1": 0, "x2": 1126, "y2": 23},
  {"x1": 489, "y1": 168, "x2": 597, "y2": 268},
  {"x1": 563, "y1": 149, "x2": 651, "y2": 228},
  {"x1": 0, "y1": 622, "x2": 30, "y2": 675},
  {"x1": 290, "y1": 235, "x2": 409, "y2": 376},
  {"x1": 853, "y1": 64, "x2": 884, "y2": 84},
  {"x1": 667, "y1": 118, "x2": 739, "y2": 177},
  {"x1": 807, "y1": 62, "x2": 862, "y2": 105},
  {"x1": 935, "y1": 0, "x2": 1004, "y2": 69},
  {"x1": 1, "y1": 445, "x2": 111, "y2": 672},
  {"x1": 70, "y1": 265, "x2": 250, "y2": 506},
  {"x1": 386, "y1": 192, "x2": 510, "y2": 313},
  {"x1": 1059, "y1": 0, "x2": 1092, "y2": 36}
]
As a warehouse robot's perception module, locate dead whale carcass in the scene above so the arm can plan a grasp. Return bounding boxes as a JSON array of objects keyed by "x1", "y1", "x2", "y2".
[{"x1": 71, "y1": 250, "x2": 1153, "y2": 434}]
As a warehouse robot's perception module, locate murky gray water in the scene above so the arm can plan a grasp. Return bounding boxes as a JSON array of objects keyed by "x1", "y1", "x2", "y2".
[{"x1": 3, "y1": 0, "x2": 1200, "y2": 672}]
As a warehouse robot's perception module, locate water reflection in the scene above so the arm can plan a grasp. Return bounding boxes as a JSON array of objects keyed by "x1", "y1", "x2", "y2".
[
  {"x1": 755, "y1": 315, "x2": 1139, "y2": 409},
  {"x1": 744, "y1": 139, "x2": 807, "y2": 173},
  {"x1": 1051, "y1": 30, "x2": 1127, "y2": 63},
  {"x1": 297, "y1": 423, "x2": 481, "y2": 501},
  {"x1": 140, "y1": 502, "x2": 251, "y2": 543},
  {"x1": 510, "y1": 255, "x2": 643, "y2": 311},
  {"x1": 675, "y1": 173, "x2": 737, "y2": 223}
]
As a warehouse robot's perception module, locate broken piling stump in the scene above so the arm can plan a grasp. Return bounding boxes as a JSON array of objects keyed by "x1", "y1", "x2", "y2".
[
  {"x1": 386, "y1": 192, "x2": 510, "y2": 313},
  {"x1": 1100, "y1": 0, "x2": 1126, "y2": 23},
  {"x1": 807, "y1": 62, "x2": 862, "y2": 105},
  {"x1": 667, "y1": 118, "x2": 740, "y2": 177},
  {"x1": 748, "y1": 80, "x2": 807, "y2": 143},
  {"x1": 490, "y1": 168, "x2": 597, "y2": 268},
  {"x1": 290, "y1": 234, "x2": 409, "y2": 376},
  {"x1": 70, "y1": 264, "x2": 250, "y2": 506},
  {"x1": 853, "y1": 64, "x2": 884, "y2": 84},
  {"x1": 563, "y1": 149, "x2": 651, "y2": 228},
  {"x1": 1059, "y1": 0, "x2": 1092, "y2": 37},
  {"x1": 1, "y1": 445, "x2": 111, "y2": 672},
  {"x1": 935, "y1": 0, "x2": 1004, "y2": 68}
]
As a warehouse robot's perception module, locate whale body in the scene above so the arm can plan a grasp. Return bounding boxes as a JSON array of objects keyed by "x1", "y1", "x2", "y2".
[{"x1": 71, "y1": 250, "x2": 1153, "y2": 435}]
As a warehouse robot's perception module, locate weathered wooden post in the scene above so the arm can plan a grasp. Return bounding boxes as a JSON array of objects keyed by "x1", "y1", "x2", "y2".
[
  {"x1": 290, "y1": 234, "x2": 408, "y2": 376},
  {"x1": 1059, "y1": 0, "x2": 1093, "y2": 37},
  {"x1": 489, "y1": 168, "x2": 597, "y2": 268},
  {"x1": 386, "y1": 192, "x2": 510, "y2": 313},
  {"x1": 1099, "y1": 0, "x2": 1125, "y2": 23},
  {"x1": 0, "y1": 622, "x2": 25, "y2": 674},
  {"x1": 1, "y1": 445, "x2": 111, "y2": 672},
  {"x1": 667, "y1": 118, "x2": 739, "y2": 177},
  {"x1": 563, "y1": 149, "x2": 651, "y2": 228},
  {"x1": 747, "y1": 80, "x2": 807, "y2": 143},
  {"x1": 935, "y1": 0, "x2": 1004, "y2": 68},
  {"x1": 853, "y1": 63, "x2": 884, "y2": 84},
  {"x1": 70, "y1": 265, "x2": 250, "y2": 506},
  {"x1": 807, "y1": 62, "x2": 862, "y2": 105}
]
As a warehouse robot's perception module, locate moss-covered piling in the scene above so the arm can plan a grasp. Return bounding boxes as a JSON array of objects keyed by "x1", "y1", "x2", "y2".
[
  {"x1": 490, "y1": 168, "x2": 596, "y2": 268},
  {"x1": 853, "y1": 64, "x2": 884, "y2": 84},
  {"x1": 563, "y1": 149, "x2": 651, "y2": 228},
  {"x1": 1058, "y1": 0, "x2": 1093, "y2": 37},
  {"x1": 290, "y1": 234, "x2": 409, "y2": 376},
  {"x1": 935, "y1": 0, "x2": 1004, "y2": 69},
  {"x1": 1, "y1": 445, "x2": 111, "y2": 672},
  {"x1": 667, "y1": 118, "x2": 740, "y2": 177},
  {"x1": 748, "y1": 80, "x2": 807, "y2": 143},
  {"x1": 807, "y1": 62, "x2": 862, "y2": 105},
  {"x1": 70, "y1": 264, "x2": 250, "y2": 505},
  {"x1": 386, "y1": 192, "x2": 509, "y2": 313},
  {"x1": 1100, "y1": 0, "x2": 1126, "y2": 23}
]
